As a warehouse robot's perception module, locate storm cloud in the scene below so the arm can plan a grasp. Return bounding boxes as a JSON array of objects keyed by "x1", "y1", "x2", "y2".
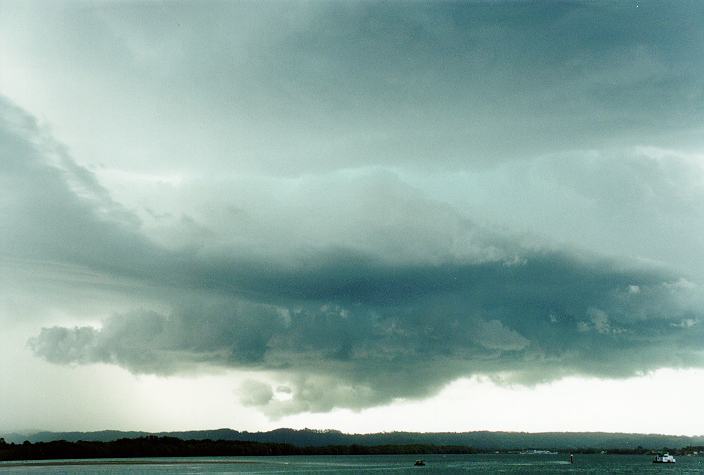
[
  {"x1": 26, "y1": 242, "x2": 704, "y2": 414},
  {"x1": 3, "y1": 0, "x2": 704, "y2": 423},
  {"x1": 6, "y1": 86, "x2": 704, "y2": 415},
  {"x1": 8, "y1": 98, "x2": 700, "y2": 411}
]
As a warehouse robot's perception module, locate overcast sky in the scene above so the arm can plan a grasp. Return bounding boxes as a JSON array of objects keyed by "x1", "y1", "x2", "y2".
[{"x1": 2, "y1": 0, "x2": 704, "y2": 435}]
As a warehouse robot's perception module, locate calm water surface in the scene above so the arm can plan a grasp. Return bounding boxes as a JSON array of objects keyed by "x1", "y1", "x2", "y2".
[{"x1": 1, "y1": 454, "x2": 701, "y2": 474}]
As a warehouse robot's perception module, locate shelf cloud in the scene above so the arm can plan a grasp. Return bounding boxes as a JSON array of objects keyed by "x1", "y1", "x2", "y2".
[
  {"x1": 4, "y1": 96, "x2": 702, "y2": 414},
  {"x1": 3, "y1": 1, "x2": 704, "y2": 426}
]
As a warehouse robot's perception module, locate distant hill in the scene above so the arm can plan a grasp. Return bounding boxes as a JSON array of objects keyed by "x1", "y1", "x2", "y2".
[{"x1": 4, "y1": 428, "x2": 704, "y2": 450}]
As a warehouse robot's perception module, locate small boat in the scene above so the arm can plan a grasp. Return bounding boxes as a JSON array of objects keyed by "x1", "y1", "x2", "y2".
[
  {"x1": 414, "y1": 459, "x2": 426, "y2": 466},
  {"x1": 653, "y1": 453, "x2": 676, "y2": 463}
]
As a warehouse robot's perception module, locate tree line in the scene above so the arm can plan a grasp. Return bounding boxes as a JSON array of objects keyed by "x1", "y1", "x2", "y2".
[{"x1": 0, "y1": 436, "x2": 474, "y2": 461}]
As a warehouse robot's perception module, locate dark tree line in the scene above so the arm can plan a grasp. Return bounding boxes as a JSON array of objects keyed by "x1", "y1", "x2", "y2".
[
  {"x1": 9, "y1": 429, "x2": 704, "y2": 450},
  {"x1": 0, "y1": 436, "x2": 474, "y2": 461},
  {"x1": 2, "y1": 436, "x2": 695, "y2": 462}
]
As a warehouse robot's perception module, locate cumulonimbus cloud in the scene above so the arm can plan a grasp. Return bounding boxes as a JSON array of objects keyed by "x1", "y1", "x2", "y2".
[
  {"x1": 28, "y1": 260, "x2": 704, "y2": 415},
  {"x1": 3, "y1": 95, "x2": 704, "y2": 415}
]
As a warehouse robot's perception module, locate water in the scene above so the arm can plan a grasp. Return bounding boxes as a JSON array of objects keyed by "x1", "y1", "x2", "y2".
[{"x1": 0, "y1": 453, "x2": 701, "y2": 474}]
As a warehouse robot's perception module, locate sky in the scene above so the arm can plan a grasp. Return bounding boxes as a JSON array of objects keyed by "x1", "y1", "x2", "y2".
[{"x1": 2, "y1": 0, "x2": 704, "y2": 435}]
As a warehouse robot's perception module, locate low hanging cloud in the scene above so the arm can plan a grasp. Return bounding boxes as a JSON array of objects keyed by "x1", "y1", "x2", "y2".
[
  {"x1": 4, "y1": 94, "x2": 704, "y2": 415},
  {"x1": 28, "y1": 258, "x2": 704, "y2": 415}
]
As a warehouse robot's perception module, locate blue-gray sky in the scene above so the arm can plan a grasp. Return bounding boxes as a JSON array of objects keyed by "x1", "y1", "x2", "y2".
[{"x1": 2, "y1": 0, "x2": 704, "y2": 433}]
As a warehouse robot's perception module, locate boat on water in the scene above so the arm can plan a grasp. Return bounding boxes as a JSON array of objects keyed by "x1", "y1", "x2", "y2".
[
  {"x1": 414, "y1": 459, "x2": 426, "y2": 466},
  {"x1": 653, "y1": 453, "x2": 676, "y2": 463}
]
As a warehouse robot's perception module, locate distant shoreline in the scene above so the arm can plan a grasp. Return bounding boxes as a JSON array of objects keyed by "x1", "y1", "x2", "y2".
[
  {"x1": 3, "y1": 430, "x2": 702, "y2": 463},
  {"x1": 0, "y1": 437, "x2": 475, "y2": 462},
  {"x1": 5, "y1": 428, "x2": 702, "y2": 449},
  {"x1": 0, "y1": 458, "x2": 263, "y2": 468}
]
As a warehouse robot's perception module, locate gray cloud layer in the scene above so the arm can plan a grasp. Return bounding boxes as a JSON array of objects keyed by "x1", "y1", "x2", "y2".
[
  {"x1": 3, "y1": 1, "x2": 704, "y2": 416},
  {"x1": 5, "y1": 93, "x2": 701, "y2": 413},
  {"x1": 28, "y1": 267, "x2": 704, "y2": 415},
  {"x1": 3, "y1": 1, "x2": 703, "y2": 175}
]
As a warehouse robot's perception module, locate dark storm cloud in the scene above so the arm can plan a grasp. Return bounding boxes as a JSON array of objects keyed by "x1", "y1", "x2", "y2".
[
  {"x1": 3, "y1": 0, "x2": 704, "y2": 416},
  {"x1": 226, "y1": 0, "x2": 704, "y2": 170},
  {"x1": 29, "y1": 254, "x2": 704, "y2": 414},
  {"x1": 4, "y1": 93, "x2": 704, "y2": 413},
  {"x1": 5, "y1": 1, "x2": 701, "y2": 176}
]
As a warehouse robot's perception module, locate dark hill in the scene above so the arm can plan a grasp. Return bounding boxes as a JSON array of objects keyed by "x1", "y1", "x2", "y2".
[{"x1": 4, "y1": 428, "x2": 704, "y2": 450}]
